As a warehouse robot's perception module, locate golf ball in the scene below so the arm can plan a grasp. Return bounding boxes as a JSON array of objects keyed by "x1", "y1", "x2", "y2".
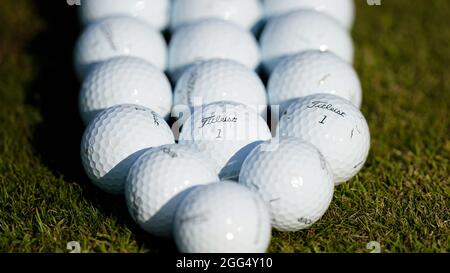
[
  {"x1": 170, "y1": 0, "x2": 263, "y2": 31},
  {"x1": 179, "y1": 101, "x2": 272, "y2": 180},
  {"x1": 79, "y1": 57, "x2": 173, "y2": 125},
  {"x1": 278, "y1": 94, "x2": 370, "y2": 185},
  {"x1": 125, "y1": 144, "x2": 219, "y2": 237},
  {"x1": 173, "y1": 182, "x2": 272, "y2": 253},
  {"x1": 79, "y1": 0, "x2": 170, "y2": 31},
  {"x1": 268, "y1": 50, "x2": 362, "y2": 115},
  {"x1": 239, "y1": 137, "x2": 334, "y2": 231},
  {"x1": 173, "y1": 59, "x2": 268, "y2": 118},
  {"x1": 74, "y1": 16, "x2": 167, "y2": 80},
  {"x1": 262, "y1": 0, "x2": 355, "y2": 30},
  {"x1": 260, "y1": 10, "x2": 354, "y2": 74},
  {"x1": 80, "y1": 104, "x2": 175, "y2": 194},
  {"x1": 168, "y1": 19, "x2": 260, "y2": 81}
]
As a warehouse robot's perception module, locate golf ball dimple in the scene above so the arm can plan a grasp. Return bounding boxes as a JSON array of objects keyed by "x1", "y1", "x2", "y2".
[
  {"x1": 262, "y1": 0, "x2": 355, "y2": 30},
  {"x1": 173, "y1": 182, "x2": 272, "y2": 253},
  {"x1": 173, "y1": 59, "x2": 268, "y2": 117},
  {"x1": 168, "y1": 19, "x2": 261, "y2": 81},
  {"x1": 170, "y1": 0, "x2": 263, "y2": 31},
  {"x1": 74, "y1": 16, "x2": 167, "y2": 80},
  {"x1": 79, "y1": 0, "x2": 170, "y2": 31},
  {"x1": 80, "y1": 104, "x2": 175, "y2": 195},
  {"x1": 239, "y1": 137, "x2": 334, "y2": 231},
  {"x1": 260, "y1": 10, "x2": 354, "y2": 74},
  {"x1": 79, "y1": 57, "x2": 173, "y2": 125},
  {"x1": 268, "y1": 50, "x2": 362, "y2": 114},
  {"x1": 278, "y1": 94, "x2": 371, "y2": 185},
  {"x1": 179, "y1": 101, "x2": 272, "y2": 180},
  {"x1": 125, "y1": 144, "x2": 219, "y2": 237}
]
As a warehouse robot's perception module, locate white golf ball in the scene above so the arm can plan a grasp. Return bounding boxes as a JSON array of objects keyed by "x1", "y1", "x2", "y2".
[
  {"x1": 268, "y1": 50, "x2": 362, "y2": 114},
  {"x1": 262, "y1": 0, "x2": 355, "y2": 30},
  {"x1": 170, "y1": 0, "x2": 263, "y2": 31},
  {"x1": 260, "y1": 10, "x2": 354, "y2": 74},
  {"x1": 125, "y1": 144, "x2": 219, "y2": 237},
  {"x1": 168, "y1": 19, "x2": 260, "y2": 81},
  {"x1": 80, "y1": 104, "x2": 175, "y2": 194},
  {"x1": 179, "y1": 102, "x2": 272, "y2": 180},
  {"x1": 173, "y1": 59, "x2": 268, "y2": 118},
  {"x1": 239, "y1": 137, "x2": 334, "y2": 231},
  {"x1": 79, "y1": 57, "x2": 173, "y2": 125},
  {"x1": 74, "y1": 16, "x2": 167, "y2": 80},
  {"x1": 278, "y1": 94, "x2": 371, "y2": 185},
  {"x1": 174, "y1": 182, "x2": 272, "y2": 253},
  {"x1": 79, "y1": 0, "x2": 170, "y2": 31}
]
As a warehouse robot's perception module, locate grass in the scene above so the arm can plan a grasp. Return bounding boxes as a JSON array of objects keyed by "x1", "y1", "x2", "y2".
[{"x1": 0, "y1": 0, "x2": 448, "y2": 253}]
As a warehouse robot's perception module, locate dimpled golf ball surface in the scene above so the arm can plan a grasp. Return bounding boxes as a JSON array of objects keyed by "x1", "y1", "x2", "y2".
[
  {"x1": 74, "y1": 16, "x2": 167, "y2": 80},
  {"x1": 173, "y1": 59, "x2": 267, "y2": 116},
  {"x1": 81, "y1": 104, "x2": 175, "y2": 194},
  {"x1": 260, "y1": 10, "x2": 354, "y2": 74},
  {"x1": 79, "y1": 0, "x2": 170, "y2": 30},
  {"x1": 263, "y1": 0, "x2": 355, "y2": 29},
  {"x1": 268, "y1": 51, "x2": 362, "y2": 114},
  {"x1": 278, "y1": 94, "x2": 371, "y2": 185},
  {"x1": 125, "y1": 144, "x2": 219, "y2": 237},
  {"x1": 179, "y1": 102, "x2": 272, "y2": 180},
  {"x1": 168, "y1": 19, "x2": 260, "y2": 81},
  {"x1": 239, "y1": 137, "x2": 334, "y2": 231},
  {"x1": 79, "y1": 57, "x2": 173, "y2": 125},
  {"x1": 171, "y1": 0, "x2": 263, "y2": 31},
  {"x1": 174, "y1": 182, "x2": 271, "y2": 253}
]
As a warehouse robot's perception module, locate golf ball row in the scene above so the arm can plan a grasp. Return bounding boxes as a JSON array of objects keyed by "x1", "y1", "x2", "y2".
[{"x1": 75, "y1": 0, "x2": 370, "y2": 253}]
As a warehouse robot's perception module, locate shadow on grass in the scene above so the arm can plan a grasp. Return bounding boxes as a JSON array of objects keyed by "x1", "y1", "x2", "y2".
[{"x1": 25, "y1": 1, "x2": 175, "y2": 253}]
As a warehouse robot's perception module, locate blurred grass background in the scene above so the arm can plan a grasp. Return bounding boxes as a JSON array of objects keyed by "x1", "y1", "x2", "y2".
[{"x1": 0, "y1": 0, "x2": 448, "y2": 252}]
